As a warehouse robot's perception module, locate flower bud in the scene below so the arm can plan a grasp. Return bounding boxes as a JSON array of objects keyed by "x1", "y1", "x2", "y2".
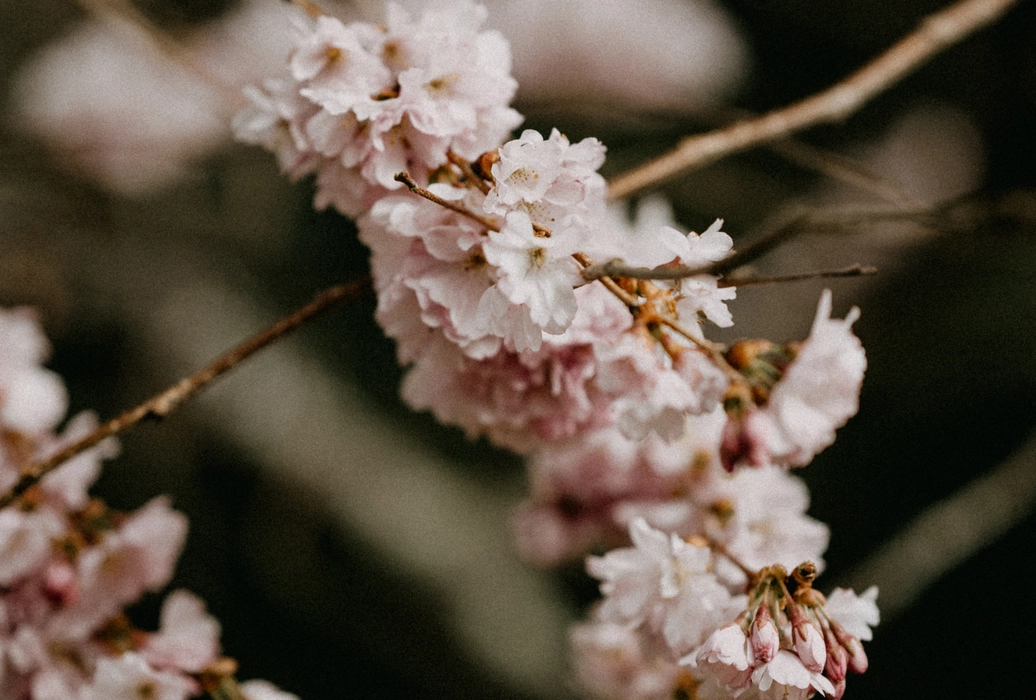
[
  {"x1": 750, "y1": 605, "x2": 779, "y2": 664},
  {"x1": 787, "y1": 601, "x2": 826, "y2": 673},
  {"x1": 830, "y1": 619, "x2": 869, "y2": 674},
  {"x1": 823, "y1": 628, "x2": 847, "y2": 682}
]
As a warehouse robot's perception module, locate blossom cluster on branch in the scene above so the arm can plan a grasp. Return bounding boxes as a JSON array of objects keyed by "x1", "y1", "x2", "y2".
[
  {"x1": 0, "y1": 309, "x2": 295, "y2": 699},
  {"x1": 232, "y1": 1, "x2": 877, "y2": 698}
]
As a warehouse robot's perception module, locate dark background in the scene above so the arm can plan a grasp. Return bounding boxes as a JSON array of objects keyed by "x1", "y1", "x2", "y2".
[{"x1": 2, "y1": 1, "x2": 1035, "y2": 698}]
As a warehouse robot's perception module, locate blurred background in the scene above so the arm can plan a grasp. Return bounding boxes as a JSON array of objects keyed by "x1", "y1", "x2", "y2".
[{"x1": 1, "y1": 0, "x2": 1035, "y2": 698}]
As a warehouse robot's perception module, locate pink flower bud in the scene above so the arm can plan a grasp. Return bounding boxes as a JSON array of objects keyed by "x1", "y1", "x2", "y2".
[
  {"x1": 787, "y1": 602, "x2": 826, "y2": 673},
  {"x1": 843, "y1": 636, "x2": 869, "y2": 674},
  {"x1": 43, "y1": 560, "x2": 78, "y2": 607},
  {"x1": 823, "y1": 628, "x2": 847, "y2": 682},
  {"x1": 831, "y1": 678, "x2": 847, "y2": 700},
  {"x1": 830, "y1": 619, "x2": 869, "y2": 674},
  {"x1": 750, "y1": 605, "x2": 779, "y2": 664}
]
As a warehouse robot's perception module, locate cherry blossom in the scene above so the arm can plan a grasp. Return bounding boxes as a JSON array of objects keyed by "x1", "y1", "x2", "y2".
[
  {"x1": 722, "y1": 290, "x2": 866, "y2": 470},
  {"x1": 236, "y1": 0, "x2": 522, "y2": 216}
]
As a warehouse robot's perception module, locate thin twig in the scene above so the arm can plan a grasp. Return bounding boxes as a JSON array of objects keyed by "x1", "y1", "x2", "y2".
[
  {"x1": 708, "y1": 537, "x2": 758, "y2": 580},
  {"x1": 765, "y1": 138, "x2": 919, "y2": 206},
  {"x1": 582, "y1": 212, "x2": 809, "y2": 282},
  {"x1": 522, "y1": 99, "x2": 917, "y2": 204},
  {"x1": 720, "y1": 264, "x2": 878, "y2": 288},
  {"x1": 572, "y1": 252, "x2": 640, "y2": 307},
  {"x1": 0, "y1": 277, "x2": 373, "y2": 511},
  {"x1": 447, "y1": 151, "x2": 492, "y2": 195},
  {"x1": 606, "y1": 0, "x2": 1021, "y2": 199},
  {"x1": 395, "y1": 172, "x2": 502, "y2": 231},
  {"x1": 581, "y1": 203, "x2": 941, "y2": 282}
]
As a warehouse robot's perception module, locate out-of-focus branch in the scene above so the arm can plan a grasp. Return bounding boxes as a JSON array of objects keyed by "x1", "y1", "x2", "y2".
[
  {"x1": 606, "y1": 0, "x2": 1022, "y2": 200},
  {"x1": 72, "y1": 0, "x2": 236, "y2": 97},
  {"x1": 719, "y1": 264, "x2": 878, "y2": 288},
  {"x1": 581, "y1": 203, "x2": 943, "y2": 282},
  {"x1": 0, "y1": 277, "x2": 372, "y2": 510}
]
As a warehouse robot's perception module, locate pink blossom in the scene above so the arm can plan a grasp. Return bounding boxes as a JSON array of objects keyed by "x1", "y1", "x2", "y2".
[
  {"x1": 689, "y1": 621, "x2": 754, "y2": 692},
  {"x1": 0, "y1": 308, "x2": 68, "y2": 436},
  {"x1": 824, "y1": 586, "x2": 880, "y2": 642},
  {"x1": 239, "y1": 679, "x2": 303, "y2": 700},
  {"x1": 749, "y1": 606, "x2": 779, "y2": 665},
  {"x1": 587, "y1": 518, "x2": 745, "y2": 655},
  {"x1": 82, "y1": 653, "x2": 195, "y2": 700},
  {"x1": 144, "y1": 590, "x2": 222, "y2": 674},
  {"x1": 570, "y1": 620, "x2": 684, "y2": 700},
  {"x1": 698, "y1": 465, "x2": 830, "y2": 585},
  {"x1": 749, "y1": 649, "x2": 836, "y2": 699},
  {"x1": 291, "y1": 16, "x2": 390, "y2": 115},
  {"x1": 482, "y1": 210, "x2": 584, "y2": 335},
  {"x1": 483, "y1": 128, "x2": 606, "y2": 224},
  {"x1": 723, "y1": 290, "x2": 865, "y2": 469},
  {"x1": 235, "y1": 0, "x2": 522, "y2": 216}
]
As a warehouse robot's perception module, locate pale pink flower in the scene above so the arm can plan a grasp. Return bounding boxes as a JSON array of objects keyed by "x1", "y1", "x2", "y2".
[
  {"x1": 483, "y1": 128, "x2": 606, "y2": 225},
  {"x1": 82, "y1": 653, "x2": 195, "y2": 700},
  {"x1": 144, "y1": 590, "x2": 221, "y2": 674},
  {"x1": 52, "y1": 497, "x2": 188, "y2": 640},
  {"x1": 11, "y1": 22, "x2": 227, "y2": 196},
  {"x1": 239, "y1": 679, "x2": 303, "y2": 700},
  {"x1": 594, "y1": 333, "x2": 727, "y2": 442},
  {"x1": 724, "y1": 290, "x2": 865, "y2": 469},
  {"x1": 0, "y1": 508, "x2": 63, "y2": 587},
  {"x1": 234, "y1": 78, "x2": 321, "y2": 180},
  {"x1": 823, "y1": 587, "x2": 879, "y2": 642},
  {"x1": 787, "y1": 602, "x2": 826, "y2": 674},
  {"x1": 570, "y1": 620, "x2": 684, "y2": 700},
  {"x1": 486, "y1": 0, "x2": 748, "y2": 110},
  {"x1": 749, "y1": 649, "x2": 836, "y2": 699},
  {"x1": 236, "y1": 0, "x2": 522, "y2": 216},
  {"x1": 401, "y1": 326, "x2": 613, "y2": 453},
  {"x1": 291, "y1": 16, "x2": 390, "y2": 114},
  {"x1": 688, "y1": 621, "x2": 754, "y2": 692},
  {"x1": 482, "y1": 210, "x2": 584, "y2": 335},
  {"x1": 749, "y1": 606, "x2": 779, "y2": 665},
  {"x1": 698, "y1": 465, "x2": 830, "y2": 584},
  {"x1": 587, "y1": 518, "x2": 744, "y2": 655},
  {"x1": 0, "y1": 308, "x2": 68, "y2": 436}
]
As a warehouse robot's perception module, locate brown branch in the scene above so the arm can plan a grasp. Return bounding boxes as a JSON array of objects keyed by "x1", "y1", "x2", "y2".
[
  {"x1": 606, "y1": 0, "x2": 1021, "y2": 200},
  {"x1": 572, "y1": 252, "x2": 641, "y2": 307},
  {"x1": 765, "y1": 138, "x2": 919, "y2": 206},
  {"x1": 719, "y1": 264, "x2": 878, "y2": 288},
  {"x1": 395, "y1": 172, "x2": 502, "y2": 231},
  {"x1": 0, "y1": 277, "x2": 373, "y2": 511},
  {"x1": 581, "y1": 203, "x2": 941, "y2": 283},
  {"x1": 582, "y1": 211, "x2": 809, "y2": 282}
]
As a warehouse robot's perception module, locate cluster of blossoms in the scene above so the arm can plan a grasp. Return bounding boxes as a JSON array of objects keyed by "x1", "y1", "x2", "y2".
[
  {"x1": 576, "y1": 519, "x2": 878, "y2": 700},
  {"x1": 233, "y1": 0, "x2": 522, "y2": 217},
  {"x1": 0, "y1": 308, "x2": 294, "y2": 699},
  {"x1": 233, "y1": 2, "x2": 876, "y2": 698}
]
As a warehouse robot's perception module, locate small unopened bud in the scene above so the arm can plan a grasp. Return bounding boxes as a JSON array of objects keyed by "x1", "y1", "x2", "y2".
[
  {"x1": 475, "y1": 150, "x2": 500, "y2": 183},
  {"x1": 724, "y1": 339, "x2": 777, "y2": 372},
  {"x1": 751, "y1": 605, "x2": 779, "y2": 664},
  {"x1": 843, "y1": 636, "x2": 869, "y2": 674},
  {"x1": 824, "y1": 632, "x2": 848, "y2": 681},
  {"x1": 791, "y1": 561, "x2": 817, "y2": 586},
  {"x1": 787, "y1": 601, "x2": 826, "y2": 673},
  {"x1": 830, "y1": 619, "x2": 869, "y2": 674},
  {"x1": 831, "y1": 678, "x2": 847, "y2": 700},
  {"x1": 42, "y1": 560, "x2": 78, "y2": 607}
]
